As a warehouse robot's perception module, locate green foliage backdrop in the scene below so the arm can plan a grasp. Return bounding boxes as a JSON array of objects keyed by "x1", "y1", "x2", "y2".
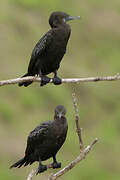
[{"x1": 0, "y1": 0, "x2": 120, "y2": 179}]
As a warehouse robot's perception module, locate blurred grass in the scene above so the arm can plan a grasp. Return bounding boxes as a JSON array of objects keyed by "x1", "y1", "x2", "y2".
[{"x1": 0, "y1": 0, "x2": 120, "y2": 179}]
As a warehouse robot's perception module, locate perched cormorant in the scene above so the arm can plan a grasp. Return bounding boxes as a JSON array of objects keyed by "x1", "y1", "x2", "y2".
[
  {"x1": 18, "y1": 11, "x2": 80, "y2": 87},
  {"x1": 10, "y1": 105, "x2": 68, "y2": 174}
]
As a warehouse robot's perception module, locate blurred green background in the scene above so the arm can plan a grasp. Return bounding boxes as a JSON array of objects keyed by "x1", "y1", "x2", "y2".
[{"x1": 0, "y1": 0, "x2": 120, "y2": 179}]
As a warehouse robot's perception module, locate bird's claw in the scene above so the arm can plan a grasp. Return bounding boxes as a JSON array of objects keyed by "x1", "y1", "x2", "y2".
[
  {"x1": 53, "y1": 77, "x2": 62, "y2": 85},
  {"x1": 51, "y1": 162, "x2": 61, "y2": 169},
  {"x1": 36, "y1": 165, "x2": 47, "y2": 175},
  {"x1": 40, "y1": 76, "x2": 51, "y2": 86}
]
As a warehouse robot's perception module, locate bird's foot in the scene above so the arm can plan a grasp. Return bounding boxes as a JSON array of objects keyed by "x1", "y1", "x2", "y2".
[
  {"x1": 51, "y1": 162, "x2": 61, "y2": 169},
  {"x1": 36, "y1": 165, "x2": 47, "y2": 175},
  {"x1": 40, "y1": 76, "x2": 51, "y2": 86},
  {"x1": 52, "y1": 77, "x2": 62, "y2": 85}
]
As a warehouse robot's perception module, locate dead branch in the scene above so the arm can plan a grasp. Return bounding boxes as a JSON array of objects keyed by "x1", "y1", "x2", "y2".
[
  {"x1": 48, "y1": 138, "x2": 98, "y2": 180},
  {"x1": 27, "y1": 169, "x2": 37, "y2": 180},
  {"x1": 0, "y1": 73, "x2": 120, "y2": 86},
  {"x1": 72, "y1": 92, "x2": 83, "y2": 152}
]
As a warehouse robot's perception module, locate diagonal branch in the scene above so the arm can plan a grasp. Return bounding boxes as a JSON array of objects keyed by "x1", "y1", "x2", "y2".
[
  {"x1": 27, "y1": 169, "x2": 37, "y2": 180},
  {"x1": 72, "y1": 92, "x2": 83, "y2": 152},
  {"x1": 48, "y1": 138, "x2": 98, "y2": 180},
  {"x1": 0, "y1": 73, "x2": 120, "y2": 86}
]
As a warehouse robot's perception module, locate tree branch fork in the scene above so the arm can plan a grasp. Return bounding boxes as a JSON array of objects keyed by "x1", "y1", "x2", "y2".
[
  {"x1": 26, "y1": 93, "x2": 98, "y2": 180},
  {"x1": 0, "y1": 73, "x2": 120, "y2": 86}
]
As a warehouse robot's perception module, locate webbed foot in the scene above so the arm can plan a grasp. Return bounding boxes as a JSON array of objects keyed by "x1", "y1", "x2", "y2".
[
  {"x1": 36, "y1": 165, "x2": 47, "y2": 175},
  {"x1": 51, "y1": 162, "x2": 61, "y2": 169},
  {"x1": 40, "y1": 76, "x2": 51, "y2": 86},
  {"x1": 52, "y1": 77, "x2": 62, "y2": 85}
]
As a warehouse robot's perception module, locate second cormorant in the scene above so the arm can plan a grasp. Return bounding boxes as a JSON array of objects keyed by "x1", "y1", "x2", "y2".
[{"x1": 10, "y1": 105, "x2": 68, "y2": 174}]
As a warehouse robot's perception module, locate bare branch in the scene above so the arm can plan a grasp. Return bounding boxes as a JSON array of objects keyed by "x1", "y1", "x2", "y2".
[
  {"x1": 72, "y1": 92, "x2": 83, "y2": 152},
  {"x1": 48, "y1": 138, "x2": 98, "y2": 180},
  {"x1": 27, "y1": 169, "x2": 37, "y2": 180},
  {"x1": 0, "y1": 73, "x2": 120, "y2": 86}
]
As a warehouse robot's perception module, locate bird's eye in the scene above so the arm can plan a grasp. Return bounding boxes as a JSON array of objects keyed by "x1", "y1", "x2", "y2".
[{"x1": 56, "y1": 111, "x2": 59, "y2": 115}]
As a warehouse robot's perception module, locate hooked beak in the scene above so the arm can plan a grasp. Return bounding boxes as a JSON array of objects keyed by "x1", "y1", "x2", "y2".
[{"x1": 65, "y1": 15, "x2": 80, "y2": 22}]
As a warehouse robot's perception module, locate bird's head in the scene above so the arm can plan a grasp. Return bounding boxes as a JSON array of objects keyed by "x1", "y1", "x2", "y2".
[
  {"x1": 54, "y1": 105, "x2": 66, "y2": 119},
  {"x1": 49, "y1": 11, "x2": 80, "y2": 28}
]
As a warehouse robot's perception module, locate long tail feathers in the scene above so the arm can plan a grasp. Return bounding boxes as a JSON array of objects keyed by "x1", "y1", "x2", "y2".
[
  {"x1": 10, "y1": 157, "x2": 26, "y2": 169},
  {"x1": 18, "y1": 73, "x2": 33, "y2": 87}
]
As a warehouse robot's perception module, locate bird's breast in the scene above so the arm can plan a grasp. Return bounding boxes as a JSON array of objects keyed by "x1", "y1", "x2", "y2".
[{"x1": 38, "y1": 27, "x2": 70, "y2": 75}]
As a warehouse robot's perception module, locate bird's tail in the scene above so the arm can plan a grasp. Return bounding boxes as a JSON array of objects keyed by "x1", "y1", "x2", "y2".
[
  {"x1": 10, "y1": 157, "x2": 26, "y2": 169},
  {"x1": 18, "y1": 73, "x2": 33, "y2": 87}
]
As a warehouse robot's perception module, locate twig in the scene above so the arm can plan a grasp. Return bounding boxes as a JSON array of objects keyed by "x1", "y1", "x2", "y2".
[
  {"x1": 0, "y1": 73, "x2": 120, "y2": 86},
  {"x1": 27, "y1": 169, "x2": 37, "y2": 180},
  {"x1": 48, "y1": 138, "x2": 98, "y2": 180},
  {"x1": 72, "y1": 92, "x2": 83, "y2": 152}
]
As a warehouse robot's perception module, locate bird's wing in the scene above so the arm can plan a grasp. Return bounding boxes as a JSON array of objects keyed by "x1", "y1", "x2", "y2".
[
  {"x1": 25, "y1": 121, "x2": 52, "y2": 156},
  {"x1": 28, "y1": 30, "x2": 53, "y2": 73}
]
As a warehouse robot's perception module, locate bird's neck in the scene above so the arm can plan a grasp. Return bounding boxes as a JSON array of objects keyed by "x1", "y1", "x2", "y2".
[
  {"x1": 52, "y1": 24, "x2": 71, "y2": 40},
  {"x1": 52, "y1": 23, "x2": 70, "y2": 30}
]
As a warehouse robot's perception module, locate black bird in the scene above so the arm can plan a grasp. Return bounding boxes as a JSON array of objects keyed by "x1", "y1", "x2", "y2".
[
  {"x1": 10, "y1": 105, "x2": 68, "y2": 174},
  {"x1": 18, "y1": 11, "x2": 80, "y2": 87}
]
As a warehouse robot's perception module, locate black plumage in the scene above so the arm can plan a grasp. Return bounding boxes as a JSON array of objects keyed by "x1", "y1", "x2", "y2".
[
  {"x1": 10, "y1": 105, "x2": 68, "y2": 174},
  {"x1": 18, "y1": 11, "x2": 80, "y2": 87}
]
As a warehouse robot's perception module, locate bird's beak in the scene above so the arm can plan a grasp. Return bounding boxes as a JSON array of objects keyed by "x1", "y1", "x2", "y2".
[
  {"x1": 58, "y1": 113, "x2": 62, "y2": 119},
  {"x1": 65, "y1": 16, "x2": 80, "y2": 22}
]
